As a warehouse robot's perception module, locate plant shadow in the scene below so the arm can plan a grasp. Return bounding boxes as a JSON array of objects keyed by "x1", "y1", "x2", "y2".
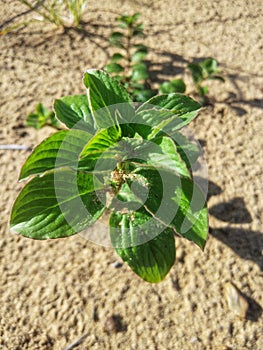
[
  {"x1": 210, "y1": 227, "x2": 263, "y2": 271},
  {"x1": 209, "y1": 197, "x2": 252, "y2": 224},
  {"x1": 146, "y1": 50, "x2": 188, "y2": 85},
  {"x1": 245, "y1": 291, "x2": 263, "y2": 322},
  {"x1": 199, "y1": 179, "x2": 262, "y2": 271}
]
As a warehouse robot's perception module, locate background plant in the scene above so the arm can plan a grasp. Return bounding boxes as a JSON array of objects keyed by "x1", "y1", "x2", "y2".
[
  {"x1": 0, "y1": 0, "x2": 88, "y2": 34},
  {"x1": 10, "y1": 69, "x2": 208, "y2": 283},
  {"x1": 105, "y1": 13, "x2": 224, "y2": 104},
  {"x1": 105, "y1": 13, "x2": 186, "y2": 102},
  {"x1": 104, "y1": 13, "x2": 154, "y2": 102},
  {"x1": 188, "y1": 58, "x2": 225, "y2": 105},
  {"x1": 25, "y1": 102, "x2": 62, "y2": 130}
]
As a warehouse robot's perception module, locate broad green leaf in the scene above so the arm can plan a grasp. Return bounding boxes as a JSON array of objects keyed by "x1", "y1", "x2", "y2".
[
  {"x1": 110, "y1": 209, "x2": 175, "y2": 283},
  {"x1": 79, "y1": 126, "x2": 121, "y2": 171},
  {"x1": 172, "y1": 132, "x2": 199, "y2": 169},
  {"x1": 137, "y1": 93, "x2": 201, "y2": 114},
  {"x1": 171, "y1": 176, "x2": 208, "y2": 249},
  {"x1": 135, "y1": 94, "x2": 201, "y2": 138},
  {"x1": 105, "y1": 63, "x2": 124, "y2": 74},
  {"x1": 129, "y1": 169, "x2": 208, "y2": 249},
  {"x1": 10, "y1": 169, "x2": 106, "y2": 239},
  {"x1": 83, "y1": 70, "x2": 135, "y2": 129},
  {"x1": 20, "y1": 129, "x2": 92, "y2": 180},
  {"x1": 54, "y1": 94, "x2": 95, "y2": 133}
]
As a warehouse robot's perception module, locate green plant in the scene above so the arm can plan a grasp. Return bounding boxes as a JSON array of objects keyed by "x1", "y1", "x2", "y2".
[
  {"x1": 10, "y1": 70, "x2": 208, "y2": 283},
  {"x1": 188, "y1": 58, "x2": 225, "y2": 105},
  {"x1": 0, "y1": 0, "x2": 88, "y2": 34},
  {"x1": 25, "y1": 102, "x2": 62, "y2": 130},
  {"x1": 105, "y1": 13, "x2": 186, "y2": 102},
  {"x1": 105, "y1": 13, "x2": 153, "y2": 102}
]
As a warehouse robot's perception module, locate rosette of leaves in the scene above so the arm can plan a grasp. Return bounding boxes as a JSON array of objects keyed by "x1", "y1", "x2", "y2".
[
  {"x1": 10, "y1": 69, "x2": 208, "y2": 283},
  {"x1": 188, "y1": 58, "x2": 225, "y2": 105}
]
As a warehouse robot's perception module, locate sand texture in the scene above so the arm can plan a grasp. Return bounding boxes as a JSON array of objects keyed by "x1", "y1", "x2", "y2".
[{"x1": 0, "y1": 0, "x2": 263, "y2": 349}]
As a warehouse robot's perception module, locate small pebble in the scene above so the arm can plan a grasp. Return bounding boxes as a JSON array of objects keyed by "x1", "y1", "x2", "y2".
[
  {"x1": 224, "y1": 282, "x2": 249, "y2": 318},
  {"x1": 111, "y1": 261, "x2": 123, "y2": 268},
  {"x1": 103, "y1": 315, "x2": 124, "y2": 333}
]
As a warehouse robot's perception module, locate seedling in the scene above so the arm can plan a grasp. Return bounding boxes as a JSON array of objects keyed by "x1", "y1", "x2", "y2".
[
  {"x1": 10, "y1": 70, "x2": 208, "y2": 283},
  {"x1": 25, "y1": 102, "x2": 62, "y2": 130},
  {"x1": 188, "y1": 58, "x2": 225, "y2": 105},
  {"x1": 105, "y1": 13, "x2": 153, "y2": 102},
  {"x1": 0, "y1": 0, "x2": 88, "y2": 34},
  {"x1": 105, "y1": 13, "x2": 186, "y2": 102}
]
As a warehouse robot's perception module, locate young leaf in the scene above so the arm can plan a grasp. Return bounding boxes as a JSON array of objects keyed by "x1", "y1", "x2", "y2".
[
  {"x1": 110, "y1": 209, "x2": 175, "y2": 283},
  {"x1": 26, "y1": 113, "x2": 46, "y2": 130},
  {"x1": 133, "y1": 29, "x2": 144, "y2": 37},
  {"x1": 10, "y1": 169, "x2": 106, "y2": 240},
  {"x1": 129, "y1": 136, "x2": 191, "y2": 178},
  {"x1": 111, "y1": 53, "x2": 124, "y2": 62},
  {"x1": 188, "y1": 63, "x2": 203, "y2": 83},
  {"x1": 159, "y1": 79, "x2": 186, "y2": 94},
  {"x1": 131, "y1": 63, "x2": 149, "y2": 81},
  {"x1": 20, "y1": 129, "x2": 92, "y2": 180},
  {"x1": 131, "y1": 51, "x2": 147, "y2": 63},
  {"x1": 54, "y1": 94, "x2": 95, "y2": 133},
  {"x1": 200, "y1": 58, "x2": 218, "y2": 75},
  {"x1": 110, "y1": 31, "x2": 124, "y2": 40},
  {"x1": 84, "y1": 69, "x2": 135, "y2": 128},
  {"x1": 26, "y1": 103, "x2": 60, "y2": 130},
  {"x1": 79, "y1": 126, "x2": 121, "y2": 171},
  {"x1": 105, "y1": 63, "x2": 124, "y2": 74},
  {"x1": 133, "y1": 44, "x2": 148, "y2": 53}
]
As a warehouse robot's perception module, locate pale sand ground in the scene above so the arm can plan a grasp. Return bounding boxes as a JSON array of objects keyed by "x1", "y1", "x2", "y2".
[{"x1": 0, "y1": 0, "x2": 262, "y2": 349}]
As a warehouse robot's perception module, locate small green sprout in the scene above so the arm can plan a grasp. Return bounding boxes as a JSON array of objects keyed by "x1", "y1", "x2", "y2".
[
  {"x1": 188, "y1": 58, "x2": 225, "y2": 105},
  {"x1": 105, "y1": 13, "x2": 187, "y2": 102},
  {"x1": 25, "y1": 102, "x2": 62, "y2": 130}
]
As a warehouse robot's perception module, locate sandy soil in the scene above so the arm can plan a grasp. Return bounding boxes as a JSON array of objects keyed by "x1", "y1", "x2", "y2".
[{"x1": 0, "y1": 0, "x2": 263, "y2": 349}]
